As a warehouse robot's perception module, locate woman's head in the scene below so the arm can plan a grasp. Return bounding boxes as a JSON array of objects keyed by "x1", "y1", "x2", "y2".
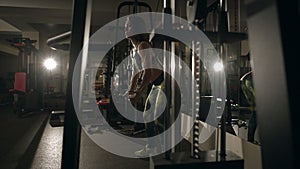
[{"x1": 124, "y1": 15, "x2": 149, "y2": 42}]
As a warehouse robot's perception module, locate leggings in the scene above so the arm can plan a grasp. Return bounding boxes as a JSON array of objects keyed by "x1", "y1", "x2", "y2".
[{"x1": 143, "y1": 83, "x2": 165, "y2": 149}]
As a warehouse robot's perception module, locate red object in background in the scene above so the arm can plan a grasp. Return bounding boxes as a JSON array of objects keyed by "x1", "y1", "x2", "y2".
[
  {"x1": 9, "y1": 72, "x2": 26, "y2": 93},
  {"x1": 97, "y1": 98, "x2": 110, "y2": 106},
  {"x1": 48, "y1": 86, "x2": 55, "y2": 93}
]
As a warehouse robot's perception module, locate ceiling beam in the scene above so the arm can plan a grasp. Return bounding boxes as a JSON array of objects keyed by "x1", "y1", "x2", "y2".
[{"x1": 0, "y1": 0, "x2": 72, "y2": 10}]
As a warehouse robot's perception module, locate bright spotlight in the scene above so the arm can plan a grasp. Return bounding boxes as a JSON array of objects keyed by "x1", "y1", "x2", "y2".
[
  {"x1": 44, "y1": 58, "x2": 57, "y2": 70},
  {"x1": 213, "y1": 62, "x2": 224, "y2": 72}
]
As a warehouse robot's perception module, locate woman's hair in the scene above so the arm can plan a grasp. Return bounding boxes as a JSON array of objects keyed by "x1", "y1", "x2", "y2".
[{"x1": 127, "y1": 15, "x2": 149, "y2": 42}]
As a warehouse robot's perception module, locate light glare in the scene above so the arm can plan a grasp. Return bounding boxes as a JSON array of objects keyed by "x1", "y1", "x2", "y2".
[
  {"x1": 213, "y1": 62, "x2": 223, "y2": 72},
  {"x1": 44, "y1": 58, "x2": 57, "y2": 70}
]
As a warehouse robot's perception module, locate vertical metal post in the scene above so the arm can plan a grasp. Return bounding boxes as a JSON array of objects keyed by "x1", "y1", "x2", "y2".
[
  {"x1": 163, "y1": 41, "x2": 172, "y2": 160},
  {"x1": 60, "y1": 55, "x2": 64, "y2": 93},
  {"x1": 218, "y1": 0, "x2": 238, "y2": 158},
  {"x1": 174, "y1": 47, "x2": 182, "y2": 153},
  {"x1": 21, "y1": 50, "x2": 25, "y2": 71},
  {"x1": 163, "y1": 0, "x2": 172, "y2": 160},
  {"x1": 61, "y1": 0, "x2": 90, "y2": 168},
  {"x1": 219, "y1": 44, "x2": 227, "y2": 158},
  {"x1": 191, "y1": 41, "x2": 202, "y2": 159},
  {"x1": 34, "y1": 51, "x2": 37, "y2": 90}
]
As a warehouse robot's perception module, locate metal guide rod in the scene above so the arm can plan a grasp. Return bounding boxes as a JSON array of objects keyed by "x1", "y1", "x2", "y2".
[
  {"x1": 163, "y1": 0, "x2": 172, "y2": 160},
  {"x1": 61, "y1": 0, "x2": 91, "y2": 168},
  {"x1": 217, "y1": 0, "x2": 228, "y2": 158}
]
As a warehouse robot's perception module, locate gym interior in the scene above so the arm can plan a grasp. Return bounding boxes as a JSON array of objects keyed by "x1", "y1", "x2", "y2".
[{"x1": 0, "y1": 0, "x2": 299, "y2": 169}]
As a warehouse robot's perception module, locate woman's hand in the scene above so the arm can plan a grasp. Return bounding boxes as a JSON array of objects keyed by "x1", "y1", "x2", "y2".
[{"x1": 128, "y1": 91, "x2": 140, "y2": 105}]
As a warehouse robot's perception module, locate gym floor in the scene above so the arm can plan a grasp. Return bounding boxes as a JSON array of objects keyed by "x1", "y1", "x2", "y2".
[
  {"x1": 29, "y1": 118, "x2": 150, "y2": 169},
  {"x1": 0, "y1": 103, "x2": 192, "y2": 169},
  {"x1": 0, "y1": 105, "x2": 49, "y2": 169},
  {"x1": 0, "y1": 105, "x2": 150, "y2": 169}
]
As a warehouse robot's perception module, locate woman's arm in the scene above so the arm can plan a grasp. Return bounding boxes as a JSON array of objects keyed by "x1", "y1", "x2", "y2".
[
  {"x1": 135, "y1": 41, "x2": 163, "y2": 93},
  {"x1": 128, "y1": 72, "x2": 139, "y2": 93}
]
